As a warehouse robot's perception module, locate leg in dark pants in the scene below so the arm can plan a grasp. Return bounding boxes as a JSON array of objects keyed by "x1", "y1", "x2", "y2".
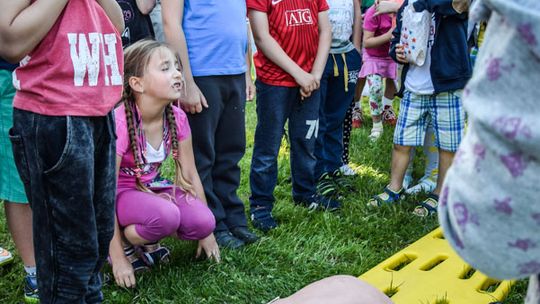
[
  {"x1": 10, "y1": 110, "x2": 116, "y2": 304},
  {"x1": 316, "y1": 50, "x2": 362, "y2": 177},
  {"x1": 249, "y1": 81, "x2": 292, "y2": 212},
  {"x1": 189, "y1": 74, "x2": 248, "y2": 233}
]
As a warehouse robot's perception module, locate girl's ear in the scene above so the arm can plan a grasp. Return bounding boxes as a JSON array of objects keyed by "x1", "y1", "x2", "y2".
[{"x1": 129, "y1": 76, "x2": 144, "y2": 94}]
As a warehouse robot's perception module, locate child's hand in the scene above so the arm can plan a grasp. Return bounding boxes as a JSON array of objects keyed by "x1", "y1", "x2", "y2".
[
  {"x1": 180, "y1": 81, "x2": 209, "y2": 114},
  {"x1": 395, "y1": 44, "x2": 408, "y2": 63},
  {"x1": 374, "y1": 0, "x2": 401, "y2": 16},
  {"x1": 112, "y1": 256, "x2": 136, "y2": 288},
  {"x1": 294, "y1": 70, "x2": 318, "y2": 96},
  {"x1": 196, "y1": 233, "x2": 221, "y2": 263},
  {"x1": 300, "y1": 87, "x2": 312, "y2": 100},
  {"x1": 246, "y1": 74, "x2": 256, "y2": 102}
]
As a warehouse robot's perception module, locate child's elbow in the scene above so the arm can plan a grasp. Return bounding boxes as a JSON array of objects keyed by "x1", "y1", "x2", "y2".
[{"x1": 0, "y1": 41, "x2": 26, "y2": 63}]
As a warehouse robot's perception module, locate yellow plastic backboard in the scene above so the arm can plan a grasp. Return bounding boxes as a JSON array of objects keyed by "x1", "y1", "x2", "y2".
[{"x1": 360, "y1": 228, "x2": 514, "y2": 304}]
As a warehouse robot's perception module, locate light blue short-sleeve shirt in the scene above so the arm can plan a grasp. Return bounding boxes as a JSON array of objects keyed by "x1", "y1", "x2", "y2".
[{"x1": 183, "y1": 1, "x2": 248, "y2": 76}]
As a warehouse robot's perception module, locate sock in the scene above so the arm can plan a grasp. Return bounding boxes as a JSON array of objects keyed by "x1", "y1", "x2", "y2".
[
  {"x1": 382, "y1": 96, "x2": 393, "y2": 108},
  {"x1": 24, "y1": 266, "x2": 36, "y2": 276},
  {"x1": 354, "y1": 100, "x2": 361, "y2": 109},
  {"x1": 372, "y1": 121, "x2": 383, "y2": 130}
]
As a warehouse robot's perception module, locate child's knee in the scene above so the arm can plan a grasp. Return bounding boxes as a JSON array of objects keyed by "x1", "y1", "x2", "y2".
[
  {"x1": 393, "y1": 144, "x2": 412, "y2": 154},
  {"x1": 178, "y1": 203, "x2": 216, "y2": 240},
  {"x1": 140, "y1": 206, "x2": 181, "y2": 241}
]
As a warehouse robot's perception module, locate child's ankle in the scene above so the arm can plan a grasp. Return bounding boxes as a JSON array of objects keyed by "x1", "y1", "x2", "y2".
[{"x1": 372, "y1": 121, "x2": 383, "y2": 130}]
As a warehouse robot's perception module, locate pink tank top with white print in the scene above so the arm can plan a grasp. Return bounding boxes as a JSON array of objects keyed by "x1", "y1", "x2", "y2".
[{"x1": 12, "y1": 0, "x2": 124, "y2": 116}]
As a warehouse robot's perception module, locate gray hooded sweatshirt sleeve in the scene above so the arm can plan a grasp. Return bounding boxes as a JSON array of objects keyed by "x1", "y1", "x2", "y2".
[{"x1": 438, "y1": 0, "x2": 540, "y2": 302}]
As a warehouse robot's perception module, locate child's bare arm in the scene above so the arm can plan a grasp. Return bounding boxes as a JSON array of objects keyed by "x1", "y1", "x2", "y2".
[
  {"x1": 352, "y1": 0, "x2": 363, "y2": 51},
  {"x1": 96, "y1": 0, "x2": 125, "y2": 33},
  {"x1": 109, "y1": 155, "x2": 136, "y2": 288},
  {"x1": 363, "y1": 29, "x2": 393, "y2": 48},
  {"x1": 161, "y1": 0, "x2": 208, "y2": 114},
  {"x1": 248, "y1": 9, "x2": 316, "y2": 92},
  {"x1": 310, "y1": 11, "x2": 332, "y2": 83},
  {"x1": 0, "y1": 0, "x2": 69, "y2": 62},
  {"x1": 135, "y1": 0, "x2": 157, "y2": 15}
]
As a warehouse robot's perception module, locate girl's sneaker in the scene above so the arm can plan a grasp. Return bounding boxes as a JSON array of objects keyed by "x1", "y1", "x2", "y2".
[
  {"x1": 382, "y1": 105, "x2": 397, "y2": 126},
  {"x1": 352, "y1": 106, "x2": 364, "y2": 128},
  {"x1": 24, "y1": 274, "x2": 39, "y2": 304},
  {"x1": 0, "y1": 247, "x2": 13, "y2": 266},
  {"x1": 339, "y1": 164, "x2": 356, "y2": 176}
]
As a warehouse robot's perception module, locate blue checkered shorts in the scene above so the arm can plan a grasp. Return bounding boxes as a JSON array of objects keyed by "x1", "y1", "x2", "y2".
[{"x1": 393, "y1": 90, "x2": 465, "y2": 152}]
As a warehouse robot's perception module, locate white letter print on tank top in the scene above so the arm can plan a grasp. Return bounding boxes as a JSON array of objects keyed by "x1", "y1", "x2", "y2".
[
  {"x1": 68, "y1": 33, "x2": 122, "y2": 87},
  {"x1": 12, "y1": 55, "x2": 31, "y2": 90},
  {"x1": 101, "y1": 33, "x2": 122, "y2": 86},
  {"x1": 68, "y1": 33, "x2": 101, "y2": 86}
]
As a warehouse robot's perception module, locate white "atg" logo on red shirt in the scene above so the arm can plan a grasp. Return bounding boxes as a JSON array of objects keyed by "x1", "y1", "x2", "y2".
[{"x1": 285, "y1": 9, "x2": 313, "y2": 26}]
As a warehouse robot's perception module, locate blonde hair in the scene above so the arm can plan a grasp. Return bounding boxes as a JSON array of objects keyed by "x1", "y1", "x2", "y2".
[{"x1": 121, "y1": 39, "x2": 194, "y2": 195}]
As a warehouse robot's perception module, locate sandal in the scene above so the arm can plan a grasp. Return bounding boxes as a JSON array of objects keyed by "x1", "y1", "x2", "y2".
[
  {"x1": 368, "y1": 186, "x2": 403, "y2": 207},
  {"x1": 142, "y1": 243, "x2": 171, "y2": 266},
  {"x1": 123, "y1": 245, "x2": 149, "y2": 273},
  {"x1": 413, "y1": 193, "x2": 440, "y2": 217},
  {"x1": 369, "y1": 127, "x2": 383, "y2": 141}
]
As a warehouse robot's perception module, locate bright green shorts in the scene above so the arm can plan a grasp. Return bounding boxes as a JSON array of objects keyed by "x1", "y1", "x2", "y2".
[{"x1": 0, "y1": 69, "x2": 28, "y2": 203}]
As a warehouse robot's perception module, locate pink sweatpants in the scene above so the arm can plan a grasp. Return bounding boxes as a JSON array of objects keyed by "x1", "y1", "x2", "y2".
[{"x1": 116, "y1": 186, "x2": 215, "y2": 242}]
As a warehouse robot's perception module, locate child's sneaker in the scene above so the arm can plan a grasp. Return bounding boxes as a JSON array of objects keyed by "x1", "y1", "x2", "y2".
[
  {"x1": 24, "y1": 274, "x2": 39, "y2": 304},
  {"x1": 251, "y1": 206, "x2": 278, "y2": 232},
  {"x1": 0, "y1": 247, "x2": 13, "y2": 266},
  {"x1": 339, "y1": 164, "x2": 356, "y2": 176},
  {"x1": 382, "y1": 105, "x2": 397, "y2": 126},
  {"x1": 317, "y1": 172, "x2": 338, "y2": 198},
  {"x1": 296, "y1": 194, "x2": 341, "y2": 212},
  {"x1": 352, "y1": 106, "x2": 364, "y2": 128}
]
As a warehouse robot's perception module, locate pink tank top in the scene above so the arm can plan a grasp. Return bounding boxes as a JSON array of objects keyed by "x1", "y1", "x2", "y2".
[{"x1": 13, "y1": 0, "x2": 124, "y2": 116}]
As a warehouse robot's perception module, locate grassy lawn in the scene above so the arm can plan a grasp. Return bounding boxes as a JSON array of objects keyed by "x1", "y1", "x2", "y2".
[{"x1": 0, "y1": 100, "x2": 527, "y2": 303}]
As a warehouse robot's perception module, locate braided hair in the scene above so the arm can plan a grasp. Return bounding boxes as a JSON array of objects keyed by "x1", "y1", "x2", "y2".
[{"x1": 122, "y1": 39, "x2": 194, "y2": 195}]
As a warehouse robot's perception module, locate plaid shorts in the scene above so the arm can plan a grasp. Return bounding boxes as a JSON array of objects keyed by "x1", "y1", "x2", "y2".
[{"x1": 393, "y1": 90, "x2": 465, "y2": 152}]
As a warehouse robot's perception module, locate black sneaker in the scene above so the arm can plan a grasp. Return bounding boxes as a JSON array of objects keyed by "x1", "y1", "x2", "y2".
[
  {"x1": 214, "y1": 231, "x2": 245, "y2": 249},
  {"x1": 230, "y1": 227, "x2": 259, "y2": 244},
  {"x1": 251, "y1": 207, "x2": 278, "y2": 232},
  {"x1": 296, "y1": 194, "x2": 341, "y2": 212},
  {"x1": 331, "y1": 169, "x2": 355, "y2": 193},
  {"x1": 317, "y1": 172, "x2": 338, "y2": 198}
]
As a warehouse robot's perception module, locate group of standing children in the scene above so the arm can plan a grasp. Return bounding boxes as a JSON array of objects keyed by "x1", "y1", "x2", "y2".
[{"x1": 0, "y1": 0, "x2": 501, "y2": 303}]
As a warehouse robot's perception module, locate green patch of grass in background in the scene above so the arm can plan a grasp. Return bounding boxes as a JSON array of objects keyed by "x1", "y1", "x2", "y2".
[{"x1": 0, "y1": 101, "x2": 527, "y2": 303}]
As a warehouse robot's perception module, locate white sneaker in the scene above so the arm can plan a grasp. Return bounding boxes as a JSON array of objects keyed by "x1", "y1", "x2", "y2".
[
  {"x1": 405, "y1": 178, "x2": 437, "y2": 195},
  {"x1": 339, "y1": 164, "x2": 357, "y2": 176},
  {"x1": 0, "y1": 247, "x2": 13, "y2": 266}
]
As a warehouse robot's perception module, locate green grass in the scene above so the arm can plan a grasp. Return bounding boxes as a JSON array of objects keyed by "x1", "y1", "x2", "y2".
[{"x1": 0, "y1": 100, "x2": 527, "y2": 303}]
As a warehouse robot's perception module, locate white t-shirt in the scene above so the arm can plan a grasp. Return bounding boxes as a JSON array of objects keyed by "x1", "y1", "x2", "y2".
[
  {"x1": 145, "y1": 141, "x2": 166, "y2": 163},
  {"x1": 328, "y1": 0, "x2": 355, "y2": 54},
  {"x1": 405, "y1": 13, "x2": 436, "y2": 95}
]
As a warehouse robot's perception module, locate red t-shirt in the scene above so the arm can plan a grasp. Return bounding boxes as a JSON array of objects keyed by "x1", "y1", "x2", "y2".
[
  {"x1": 13, "y1": 0, "x2": 124, "y2": 116},
  {"x1": 248, "y1": 0, "x2": 329, "y2": 87}
]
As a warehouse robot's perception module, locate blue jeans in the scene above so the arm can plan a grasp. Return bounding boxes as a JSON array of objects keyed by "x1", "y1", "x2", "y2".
[
  {"x1": 10, "y1": 109, "x2": 116, "y2": 303},
  {"x1": 249, "y1": 81, "x2": 320, "y2": 211},
  {"x1": 315, "y1": 50, "x2": 362, "y2": 177}
]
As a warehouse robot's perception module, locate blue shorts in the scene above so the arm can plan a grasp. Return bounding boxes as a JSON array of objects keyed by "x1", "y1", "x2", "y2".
[{"x1": 393, "y1": 90, "x2": 465, "y2": 152}]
